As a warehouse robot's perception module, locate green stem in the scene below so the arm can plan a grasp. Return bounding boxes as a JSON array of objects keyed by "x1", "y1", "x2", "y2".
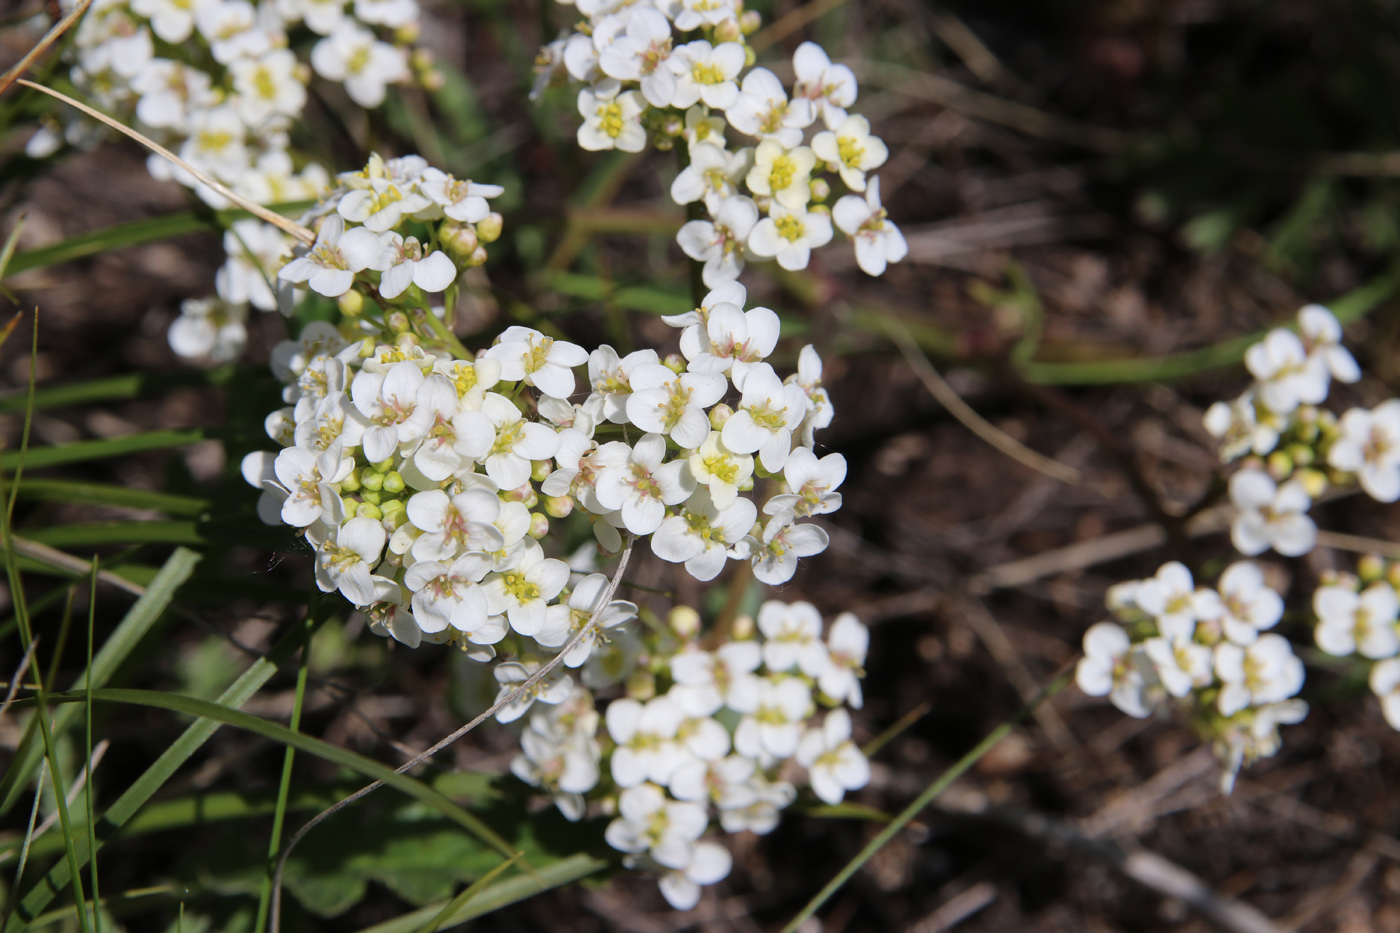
[
  {"x1": 780, "y1": 673, "x2": 1072, "y2": 933},
  {"x1": 416, "y1": 304, "x2": 473, "y2": 359}
]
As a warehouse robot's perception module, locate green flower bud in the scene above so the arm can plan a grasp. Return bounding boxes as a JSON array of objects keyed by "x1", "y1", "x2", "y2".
[
  {"x1": 626, "y1": 670, "x2": 656, "y2": 701},
  {"x1": 338, "y1": 290, "x2": 365, "y2": 317},
  {"x1": 531, "y1": 459, "x2": 553, "y2": 483},
  {"x1": 544, "y1": 494, "x2": 575, "y2": 518},
  {"x1": 669, "y1": 606, "x2": 702, "y2": 639},
  {"x1": 528, "y1": 512, "x2": 550, "y2": 539},
  {"x1": 381, "y1": 471, "x2": 405, "y2": 494},
  {"x1": 358, "y1": 501, "x2": 383, "y2": 521},
  {"x1": 360, "y1": 489, "x2": 382, "y2": 506},
  {"x1": 739, "y1": 9, "x2": 761, "y2": 33},
  {"x1": 387, "y1": 311, "x2": 411, "y2": 333},
  {"x1": 661, "y1": 115, "x2": 684, "y2": 137},
  {"x1": 714, "y1": 18, "x2": 741, "y2": 42},
  {"x1": 663, "y1": 353, "x2": 686, "y2": 375},
  {"x1": 1297, "y1": 467, "x2": 1328, "y2": 498},
  {"x1": 341, "y1": 467, "x2": 362, "y2": 492},
  {"x1": 361, "y1": 470, "x2": 385, "y2": 492},
  {"x1": 341, "y1": 496, "x2": 359, "y2": 518},
  {"x1": 1359, "y1": 554, "x2": 1387, "y2": 583},
  {"x1": 809, "y1": 177, "x2": 830, "y2": 202},
  {"x1": 373, "y1": 458, "x2": 395, "y2": 472},
  {"x1": 709, "y1": 403, "x2": 734, "y2": 430},
  {"x1": 1266, "y1": 450, "x2": 1293, "y2": 480},
  {"x1": 476, "y1": 212, "x2": 504, "y2": 243},
  {"x1": 1287, "y1": 443, "x2": 1315, "y2": 467}
]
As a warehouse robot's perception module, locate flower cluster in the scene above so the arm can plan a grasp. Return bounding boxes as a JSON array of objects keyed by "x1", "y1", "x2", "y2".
[
  {"x1": 509, "y1": 600, "x2": 869, "y2": 909},
  {"x1": 29, "y1": 0, "x2": 437, "y2": 363},
  {"x1": 534, "y1": 3, "x2": 906, "y2": 279},
  {"x1": 1312, "y1": 557, "x2": 1400, "y2": 731},
  {"x1": 1076, "y1": 560, "x2": 1306, "y2": 791},
  {"x1": 1204, "y1": 305, "x2": 1364, "y2": 559}
]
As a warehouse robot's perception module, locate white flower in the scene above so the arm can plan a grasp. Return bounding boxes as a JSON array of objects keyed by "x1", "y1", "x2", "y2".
[
  {"x1": 273, "y1": 438, "x2": 352, "y2": 527},
  {"x1": 278, "y1": 215, "x2": 383, "y2": 298},
  {"x1": 686, "y1": 431, "x2": 753, "y2": 510},
  {"x1": 604, "y1": 783, "x2": 707, "y2": 869},
  {"x1": 1204, "y1": 392, "x2": 1279, "y2": 461},
  {"x1": 195, "y1": 0, "x2": 271, "y2": 65},
  {"x1": 669, "y1": 755, "x2": 757, "y2": 809},
  {"x1": 457, "y1": 391, "x2": 563, "y2": 489},
  {"x1": 667, "y1": 40, "x2": 744, "y2": 111},
  {"x1": 789, "y1": 344, "x2": 834, "y2": 446},
  {"x1": 349, "y1": 360, "x2": 430, "y2": 462},
  {"x1": 217, "y1": 220, "x2": 289, "y2": 312},
  {"x1": 1369, "y1": 659, "x2": 1400, "y2": 730},
  {"x1": 308, "y1": 517, "x2": 385, "y2": 606},
  {"x1": 131, "y1": 59, "x2": 217, "y2": 130},
  {"x1": 492, "y1": 659, "x2": 575, "y2": 723},
  {"x1": 177, "y1": 104, "x2": 248, "y2": 181},
  {"x1": 535, "y1": 572, "x2": 638, "y2": 667},
  {"x1": 607, "y1": 697, "x2": 687, "y2": 787},
  {"x1": 294, "y1": 391, "x2": 369, "y2": 453},
  {"x1": 651, "y1": 487, "x2": 757, "y2": 582},
  {"x1": 168, "y1": 297, "x2": 248, "y2": 363},
  {"x1": 811, "y1": 114, "x2": 888, "y2": 192},
  {"x1": 485, "y1": 326, "x2": 589, "y2": 399},
  {"x1": 481, "y1": 547, "x2": 571, "y2": 637},
  {"x1": 1132, "y1": 561, "x2": 1200, "y2": 641},
  {"x1": 734, "y1": 677, "x2": 812, "y2": 763},
  {"x1": 721, "y1": 362, "x2": 809, "y2": 472},
  {"x1": 1314, "y1": 582, "x2": 1400, "y2": 659},
  {"x1": 748, "y1": 515, "x2": 828, "y2": 586},
  {"x1": 796, "y1": 709, "x2": 870, "y2": 805},
  {"x1": 132, "y1": 0, "x2": 202, "y2": 42},
  {"x1": 681, "y1": 104, "x2": 727, "y2": 153},
  {"x1": 1214, "y1": 633, "x2": 1305, "y2": 716},
  {"x1": 1076, "y1": 622, "x2": 1153, "y2": 718},
  {"x1": 337, "y1": 177, "x2": 432, "y2": 233},
  {"x1": 1215, "y1": 561, "x2": 1284, "y2": 645},
  {"x1": 585, "y1": 346, "x2": 658, "y2": 423},
  {"x1": 678, "y1": 301, "x2": 780, "y2": 388},
  {"x1": 764, "y1": 448, "x2": 845, "y2": 522},
  {"x1": 745, "y1": 140, "x2": 816, "y2": 211},
  {"x1": 405, "y1": 488, "x2": 504, "y2": 562},
  {"x1": 1229, "y1": 468, "x2": 1317, "y2": 557},
  {"x1": 673, "y1": 0, "x2": 738, "y2": 31},
  {"x1": 716, "y1": 776, "x2": 795, "y2": 834},
  {"x1": 417, "y1": 168, "x2": 503, "y2": 224},
  {"x1": 371, "y1": 233, "x2": 457, "y2": 300},
  {"x1": 669, "y1": 641, "x2": 763, "y2": 717},
  {"x1": 1328, "y1": 401, "x2": 1400, "y2": 502},
  {"x1": 657, "y1": 841, "x2": 732, "y2": 911},
  {"x1": 819, "y1": 612, "x2": 867, "y2": 708},
  {"x1": 1142, "y1": 637, "x2": 1212, "y2": 697},
  {"x1": 792, "y1": 41, "x2": 858, "y2": 129},
  {"x1": 625, "y1": 363, "x2": 727, "y2": 448},
  {"x1": 676, "y1": 195, "x2": 759, "y2": 288},
  {"x1": 1298, "y1": 304, "x2": 1360, "y2": 384},
  {"x1": 833, "y1": 177, "x2": 908, "y2": 277},
  {"x1": 670, "y1": 143, "x2": 751, "y2": 215},
  {"x1": 510, "y1": 725, "x2": 600, "y2": 821},
  {"x1": 1244, "y1": 329, "x2": 1328, "y2": 414},
  {"x1": 310, "y1": 21, "x2": 408, "y2": 107},
  {"x1": 577, "y1": 79, "x2": 648, "y2": 153},
  {"x1": 431, "y1": 356, "x2": 502, "y2": 410},
  {"x1": 354, "y1": 0, "x2": 417, "y2": 28},
  {"x1": 597, "y1": 6, "x2": 676, "y2": 107},
  {"x1": 594, "y1": 434, "x2": 696, "y2": 535},
  {"x1": 230, "y1": 50, "x2": 306, "y2": 127},
  {"x1": 748, "y1": 203, "x2": 833, "y2": 272},
  {"x1": 402, "y1": 556, "x2": 492, "y2": 636},
  {"x1": 758, "y1": 600, "x2": 829, "y2": 676},
  {"x1": 726, "y1": 67, "x2": 815, "y2": 148}
]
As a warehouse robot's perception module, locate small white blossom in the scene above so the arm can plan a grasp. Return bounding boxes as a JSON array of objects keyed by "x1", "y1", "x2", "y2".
[
  {"x1": 1328, "y1": 401, "x2": 1400, "y2": 502},
  {"x1": 796, "y1": 709, "x2": 869, "y2": 805},
  {"x1": 1314, "y1": 582, "x2": 1400, "y2": 659},
  {"x1": 1229, "y1": 468, "x2": 1317, "y2": 557},
  {"x1": 833, "y1": 177, "x2": 907, "y2": 277}
]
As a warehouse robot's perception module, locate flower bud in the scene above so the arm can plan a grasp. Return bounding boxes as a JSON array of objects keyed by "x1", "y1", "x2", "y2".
[
  {"x1": 387, "y1": 310, "x2": 411, "y2": 333},
  {"x1": 397, "y1": 22, "x2": 422, "y2": 44},
  {"x1": 528, "y1": 512, "x2": 550, "y2": 539},
  {"x1": 738, "y1": 477, "x2": 754, "y2": 492},
  {"x1": 531, "y1": 459, "x2": 554, "y2": 482},
  {"x1": 360, "y1": 489, "x2": 382, "y2": 505},
  {"x1": 809, "y1": 178, "x2": 830, "y2": 202},
  {"x1": 709, "y1": 402, "x2": 734, "y2": 429},
  {"x1": 338, "y1": 289, "x2": 364, "y2": 317},
  {"x1": 421, "y1": 69, "x2": 446, "y2": 92},
  {"x1": 373, "y1": 458, "x2": 395, "y2": 472},
  {"x1": 1266, "y1": 450, "x2": 1293, "y2": 480},
  {"x1": 731, "y1": 613, "x2": 755, "y2": 640},
  {"x1": 669, "y1": 605, "x2": 702, "y2": 639},
  {"x1": 1359, "y1": 553, "x2": 1387, "y2": 583},
  {"x1": 714, "y1": 18, "x2": 741, "y2": 42},
  {"x1": 739, "y1": 9, "x2": 761, "y2": 33},
  {"x1": 361, "y1": 470, "x2": 385, "y2": 492},
  {"x1": 476, "y1": 212, "x2": 504, "y2": 243},
  {"x1": 626, "y1": 670, "x2": 656, "y2": 701},
  {"x1": 445, "y1": 223, "x2": 479, "y2": 257},
  {"x1": 1287, "y1": 443, "x2": 1315, "y2": 467},
  {"x1": 341, "y1": 496, "x2": 359, "y2": 518},
  {"x1": 358, "y1": 501, "x2": 383, "y2": 521},
  {"x1": 409, "y1": 46, "x2": 433, "y2": 70},
  {"x1": 663, "y1": 353, "x2": 686, "y2": 375},
  {"x1": 1387, "y1": 562, "x2": 1400, "y2": 591},
  {"x1": 653, "y1": 136, "x2": 674, "y2": 152},
  {"x1": 661, "y1": 114, "x2": 684, "y2": 137},
  {"x1": 466, "y1": 245, "x2": 489, "y2": 267},
  {"x1": 544, "y1": 494, "x2": 575, "y2": 518},
  {"x1": 341, "y1": 466, "x2": 362, "y2": 492},
  {"x1": 382, "y1": 471, "x2": 406, "y2": 494},
  {"x1": 504, "y1": 482, "x2": 533, "y2": 502},
  {"x1": 1297, "y1": 467, "x2": 1328, "y2": 498}
]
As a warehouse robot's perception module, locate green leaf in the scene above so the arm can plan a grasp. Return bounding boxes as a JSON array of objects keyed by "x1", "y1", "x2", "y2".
[
  {"x1": 1, "y1": 479, "x2": 207, "y2": 516},
  {"x1": 0, "y1": 547, "x2": 200, "y2": 815},
  {"x1": 542, "y1": 271, "x2": 691, "y2": 316},
  {"x1": 0, "y1": 429, "x2": 207, "y2": 471},
  {"x1": 22, "y1": 521, "x2": 206, "y2": 548},
  {"x1": 0, "y1": 370, "x2": 237, "y2": 415}
]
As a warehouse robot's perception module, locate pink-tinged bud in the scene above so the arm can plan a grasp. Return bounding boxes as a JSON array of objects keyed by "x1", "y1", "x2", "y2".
[
  {"x1": 663, "y1": 353, "x2": 686, "y2": 375},
  {"x1": 544, "y1": 494, "x2": 575, "y2": 518},
  {"x1": 714, "y1": 18, "x2": 741, "y2": 42},
  {"x1": 528, "y1": 512, "x2": 550, "y2": 539},
  {"x1": 661, "y1": 115, "x2": 684, "y2": 137},
  {"x1": 476, "y1": 212, "x2": 503, "y2": 243},
  {"x1": 809, "y1": 178, "x2": 830, "y2": 202},
  {"x1": 387, "y1": 311, "x2": 410, "y2": 333},
  {"x1": 739, "y1": 9, "x2": 761, "y2": 33},
  {"x1": 504, "y1": 482, "x2": 533, "y2": 502},
  {"x1": 709, "y1": 403, "x2": 734, "y2": 430},
  {"x1": 730, "y1": 613, "x2": 755, "y2": 639},
  {"x1": 445, "y1": 224, "x2": 478, "y2": 256},
  {"x1": 669, "y1": 606, "x2": 701, "y2": 639},
  {"x1": 466, "y1": 245, "x2": 489, "y2": 267}
]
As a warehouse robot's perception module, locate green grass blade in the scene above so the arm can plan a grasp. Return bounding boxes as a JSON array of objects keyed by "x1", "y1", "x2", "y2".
[
  {"x1": 779, "y1": 673, "x2": 1072, "y2": 933},
  {"x1": 2, "y1": 479, "x2": 207, "y2": 516},
  {"x1": 0, "y1": 215, "x2": 27, "y2": 281},
  {"x1": 22, "y1": 521, "x2": 206, "y2": 548},
  {"x1": 0, "y1": 370, "x2": 235, "y2": 415},
  {"x1": 84, "y1": 560, "x2": 101, "y2": 933},
  {"x1": 350, "y1": 854, "x2": 609, "y2": 933},
  {"x1": 17, "y1": 688, "x2": 515, "y2": 858},
  {"x1": 542, "y1": 271, "x2": 692, "y2": 316},
  {"x1": 416, "y1": 853, "x2": 521, "y2": 933},
  {"x1": 0, "y1": 547, "x2": 200, "y2": 815},
  {"x1": 4, "y1": 607, "x2": 332, "y2": 929},
  {"x1": 253, "y1": 618, "x2": 312, "y2": 933},
  {"x1": 0, "y1": 429, "x2": 207, "y2": 471}
]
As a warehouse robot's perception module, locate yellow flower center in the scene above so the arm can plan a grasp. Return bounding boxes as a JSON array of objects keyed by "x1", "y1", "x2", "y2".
[
  {"x1": 768, "y1": 154, "x2": 796, "y2": 193},
  {"x1": 837, "y1": 134, "x2": 865, "y2": 168},
  {"x1": 691, "y1": 61, "x2": 726, "y2": 85},
  {"x1": 775, "y1": 214, "x2": 805, "y2": 242},
  {"x1": 597, "y1": 100, "x2": 625, "y2": 138}
]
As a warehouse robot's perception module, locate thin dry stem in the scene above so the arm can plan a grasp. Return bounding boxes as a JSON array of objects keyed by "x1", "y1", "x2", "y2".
[
  {"x1": 267, "y1": 536, "x2": 636, "y2": 933},
  {"x1": 14, "y1": 80, "x2": 314, "y2": 245},
  {"x1": 0, "y1": 0, "x2": 94, "y2": 96}
]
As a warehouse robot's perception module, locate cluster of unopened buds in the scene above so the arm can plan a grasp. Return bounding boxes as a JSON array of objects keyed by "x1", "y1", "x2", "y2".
[
  {"x1": 511, "y1": 600, "x2": 869, "y2": 908},
  {"x1": 29, "y1": 0, "x2": 441, "y2": 363},
  {"x1": 236, "y1": 152, "x2": 861, "y2": 906},
  {"x1": 1076, "y1": 560, "x2": 1306, "y2": 792},
  {"x1": 533, "y1": 0, "x2": 907, "y2": 280}
]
